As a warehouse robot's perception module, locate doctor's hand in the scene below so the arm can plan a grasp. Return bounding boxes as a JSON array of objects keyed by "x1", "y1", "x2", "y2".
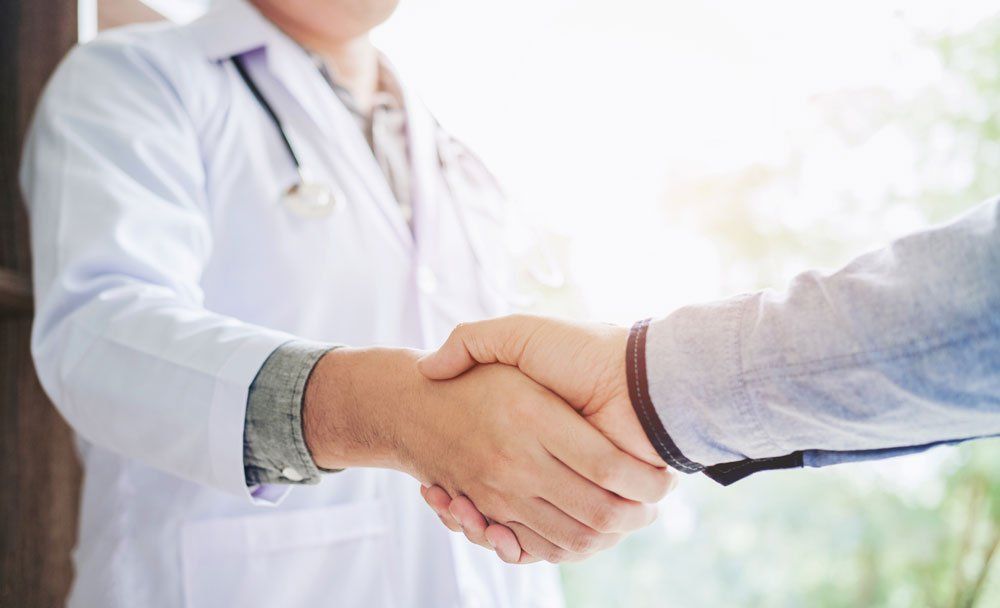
[
  {"x1": 416, "y1": 314, "x2": 674, "y2": 563},
  {"x1": 302, "y1": 347, "x2": 670, "y2": 563}
]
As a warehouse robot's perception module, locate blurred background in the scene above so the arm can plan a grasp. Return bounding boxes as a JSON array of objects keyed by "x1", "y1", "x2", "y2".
[{"x1": 3, "y1": 0, "x2": 997, "y2": 606}]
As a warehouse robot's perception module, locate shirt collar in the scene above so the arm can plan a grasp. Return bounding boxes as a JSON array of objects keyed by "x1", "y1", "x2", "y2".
[{"x1": 311, "y1": 52, "x2": 406, "y2": 120}]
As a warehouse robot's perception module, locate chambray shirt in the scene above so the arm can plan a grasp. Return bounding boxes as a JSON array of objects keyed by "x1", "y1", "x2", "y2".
[{"x1": 632, "y1": 197, "x2": 1000, "y2": 484}]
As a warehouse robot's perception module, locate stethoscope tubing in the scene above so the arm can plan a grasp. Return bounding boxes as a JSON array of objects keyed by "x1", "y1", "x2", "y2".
[
  {"x1": 231, "y1": 55, "x2": 303, "y2": 173},
  {"x1": 227, "y1": 51, "x2": 562, "y2": 305}
]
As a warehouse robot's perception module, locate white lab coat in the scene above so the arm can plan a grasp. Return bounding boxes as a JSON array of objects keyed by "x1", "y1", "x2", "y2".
[{"x1": 19, "y1": 1, "x2": 562, "y2": 606}]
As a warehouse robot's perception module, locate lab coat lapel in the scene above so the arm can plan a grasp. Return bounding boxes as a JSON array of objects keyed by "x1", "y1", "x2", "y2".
[
  {"x1": 268, "y1": 45, "x2": 415, "y2": 249},
  {"x1": 192, "y1": 0, "x2": 414, "y2": 250},
  {"x1": 388, "y1": 63, "x2": 441, "y2": 252},
  {"x1": 191, "y1": 0, "x2": 344, "y2": 150}
]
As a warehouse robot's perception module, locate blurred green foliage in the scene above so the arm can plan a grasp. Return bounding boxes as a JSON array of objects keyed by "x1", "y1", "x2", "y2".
[
  {"x1": 562, "y1": 443, "x2": 999, "y2": 607},
  {"x1": 561, "y1": 14, "x2": 1000, "y2": 608},
  {"x1": 917, "y1": 17, "x2": 1000, "y2": 221}
]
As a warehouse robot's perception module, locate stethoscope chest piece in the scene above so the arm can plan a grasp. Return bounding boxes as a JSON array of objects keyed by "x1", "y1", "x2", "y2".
[
  {"x1": 229, "y1": 55, "x2": 342, "y2": 219},
  {"x1": 282, "y1": 182, "x2": 341, "y2": 218}
]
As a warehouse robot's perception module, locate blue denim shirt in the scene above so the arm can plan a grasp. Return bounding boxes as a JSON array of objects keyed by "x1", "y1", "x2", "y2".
[{"x1": 634, "y1": 197, "x2": 1000, "y2": 484}]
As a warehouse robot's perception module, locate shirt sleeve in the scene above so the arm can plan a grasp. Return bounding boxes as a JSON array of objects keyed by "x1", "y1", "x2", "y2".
[
  {"x1": 244, "y1": 340, "x2": 338, "y2": 491},
  {"x1": 630, "y1": 197, "x2": 1000, "y2": 485}
]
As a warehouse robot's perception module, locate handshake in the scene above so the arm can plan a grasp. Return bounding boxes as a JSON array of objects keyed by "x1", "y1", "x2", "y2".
[{"x1": 302, "y1": 314, "x2": 675, "y2": 565}]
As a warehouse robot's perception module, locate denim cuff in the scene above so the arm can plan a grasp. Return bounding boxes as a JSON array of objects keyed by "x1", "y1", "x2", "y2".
[
  {"x1": 636, "y1": 296, "x2": 803, "y2": 485},
  {"x1": 627, "y1": 319, "x2": 704, "y2": 474},
  {"x1": 244, "y1": 340, "x2": 339, "y2": 487}
]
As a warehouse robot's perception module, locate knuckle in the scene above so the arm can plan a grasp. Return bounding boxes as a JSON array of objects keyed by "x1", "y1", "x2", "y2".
[
  {"x1": 462, "y1": 527, "x2": 484, "y2": 543},
  {"x1": 593, "y1": 461, "x2": 623, "y2": 490},
  {"x1": 543, "y1": 546, "x2": 570, "y2": 563},
  {"x1": 566, "y1": 529, "x2": 600, "y2": 555},
  {"x1": 450, "y1": 322, "x2": 469, "y2": 341},
  {"x1": 590, "y1": 501, "x2": 626, "y2": 533}
]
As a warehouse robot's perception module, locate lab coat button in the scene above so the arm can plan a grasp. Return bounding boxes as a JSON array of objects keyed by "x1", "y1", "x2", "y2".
[
  {"x1": 416, "y1": 265, "x2": 437, "y2": 294},
  {"x1": 281, "y1": 466, "x2": 304, "y2": 482}
]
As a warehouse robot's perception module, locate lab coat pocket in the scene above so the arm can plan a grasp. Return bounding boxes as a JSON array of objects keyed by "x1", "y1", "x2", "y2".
[{"x1": 181, "y1": 500, "x2": 393, "y2": 608}]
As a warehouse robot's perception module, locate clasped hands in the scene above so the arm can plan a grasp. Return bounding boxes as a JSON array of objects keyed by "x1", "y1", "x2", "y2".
[{"x1": 302, "y1": 315, "x2": 675, "y2": 565}]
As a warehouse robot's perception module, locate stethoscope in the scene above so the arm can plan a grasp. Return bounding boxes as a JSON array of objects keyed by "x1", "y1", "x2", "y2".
[
  {"x1": 231, "y1": 55, "x2": 343, "y2": 217},
  {"x1": 229, "y1": 53, "x2": 564, "y2": 303}
]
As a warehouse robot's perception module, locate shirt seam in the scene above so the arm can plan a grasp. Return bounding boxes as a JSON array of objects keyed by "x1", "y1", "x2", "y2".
[{"x1": 731, "y1": 294, "x2": 786, "y2": 456}]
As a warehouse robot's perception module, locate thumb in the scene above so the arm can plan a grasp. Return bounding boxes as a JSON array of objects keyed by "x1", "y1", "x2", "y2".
[
  {"x1": 416, "y1": 324, "x2": 480, "y2": 380},
  {"x1": 417, "y1": 315, "x2": 538, "y2": 380}
]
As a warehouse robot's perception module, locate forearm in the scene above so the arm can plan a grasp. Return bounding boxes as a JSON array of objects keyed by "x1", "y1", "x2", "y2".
[
  {"x1": 301, "y1": 347, "x2": 409, "y2": 471},
  {"x1": 639, "y1": 197, "x2": 1000, "y2": 483},
  {"x1": 244, "y1": 345, "x2": 416, "y2": 495}
]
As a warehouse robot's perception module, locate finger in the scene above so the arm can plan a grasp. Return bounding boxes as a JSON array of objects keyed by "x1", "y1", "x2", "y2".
[
  {"x1": 450, "y1": 496, "x2": 487, "y2": 535},
  {"x1": 512, "y1": 496, "x2": 622, "y2": 557},
  {"x1": 540, "y1": 404, "x2": 676, "y2": 503},
  {"x1": 449, "y1": 496, "x2": 494, "y2": 551},
  {"x1": 437, "y1": 514, "x2": 463, "y2": 533},
  {"x1": 537, "y1": 455, "x2": 659, "y2": 534},
  {"x1": 447, "y1": 499, "x2": 541, "y2": 564},
  {"x1": 423, "y1": 484, "x2": 454, "y2": 516},
  {"x1": 417, "y1": 315, "x2": 542, "y2": 380},
  {"x1": 504, "y1": 521, "x2": 592, "y2": 564},
  {"x1": 421, "y1": 486, "x2": 463, "y2": 533},
  {"x1": 484, "y1": 523, "x2": 527, "y2": 563},
  {"x1": 423, "y1": 485, "x2": 459, "y2": 523}
]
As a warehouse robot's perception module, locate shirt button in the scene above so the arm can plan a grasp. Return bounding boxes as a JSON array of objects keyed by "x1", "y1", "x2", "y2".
[
  {"x1": 281, "y1": 466, "x2": 304, "y2": 482},
  {"x1": 416, "y1": 265, "x2": 437, "y2": 295}
]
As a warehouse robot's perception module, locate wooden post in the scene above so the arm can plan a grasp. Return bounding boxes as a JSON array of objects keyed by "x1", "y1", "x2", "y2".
[{"x1": 0, "y1": 1, "x2": 82, "y2": 606}]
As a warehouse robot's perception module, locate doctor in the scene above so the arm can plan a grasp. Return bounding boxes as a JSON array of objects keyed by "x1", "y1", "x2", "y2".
[{"x1": 20, "y1": 0, "x2": 673, "y2": 606}]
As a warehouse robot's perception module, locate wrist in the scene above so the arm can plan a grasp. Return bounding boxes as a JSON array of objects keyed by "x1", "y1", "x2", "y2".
[{"x1": 302, "y1": 347, "x2": 408, "y2": 470}]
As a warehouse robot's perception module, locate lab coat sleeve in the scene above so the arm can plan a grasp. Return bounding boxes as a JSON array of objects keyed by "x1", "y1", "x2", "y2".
[{"x1": 21, "y1": 38, "x2": 297, "y2": 502}]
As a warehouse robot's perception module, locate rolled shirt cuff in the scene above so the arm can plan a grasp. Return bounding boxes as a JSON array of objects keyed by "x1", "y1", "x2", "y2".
[
  {"x1": 630, "y1": 297, "x2": 993, "y2": 485},
  {"x1": 629, "y1": 297, "x2": 803, "y2": 485},
  {"x1": 244, "y1": 340, "x2": 340, "y2": 489}
]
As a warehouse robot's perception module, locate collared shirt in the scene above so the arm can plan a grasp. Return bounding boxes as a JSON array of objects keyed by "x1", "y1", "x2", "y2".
[
  {"x1": 315, "y1": 54, "x2": 413, "y2": 225},
  {"x1": 628, "y1": 197, "x2": 1000, "y2": 485}
]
